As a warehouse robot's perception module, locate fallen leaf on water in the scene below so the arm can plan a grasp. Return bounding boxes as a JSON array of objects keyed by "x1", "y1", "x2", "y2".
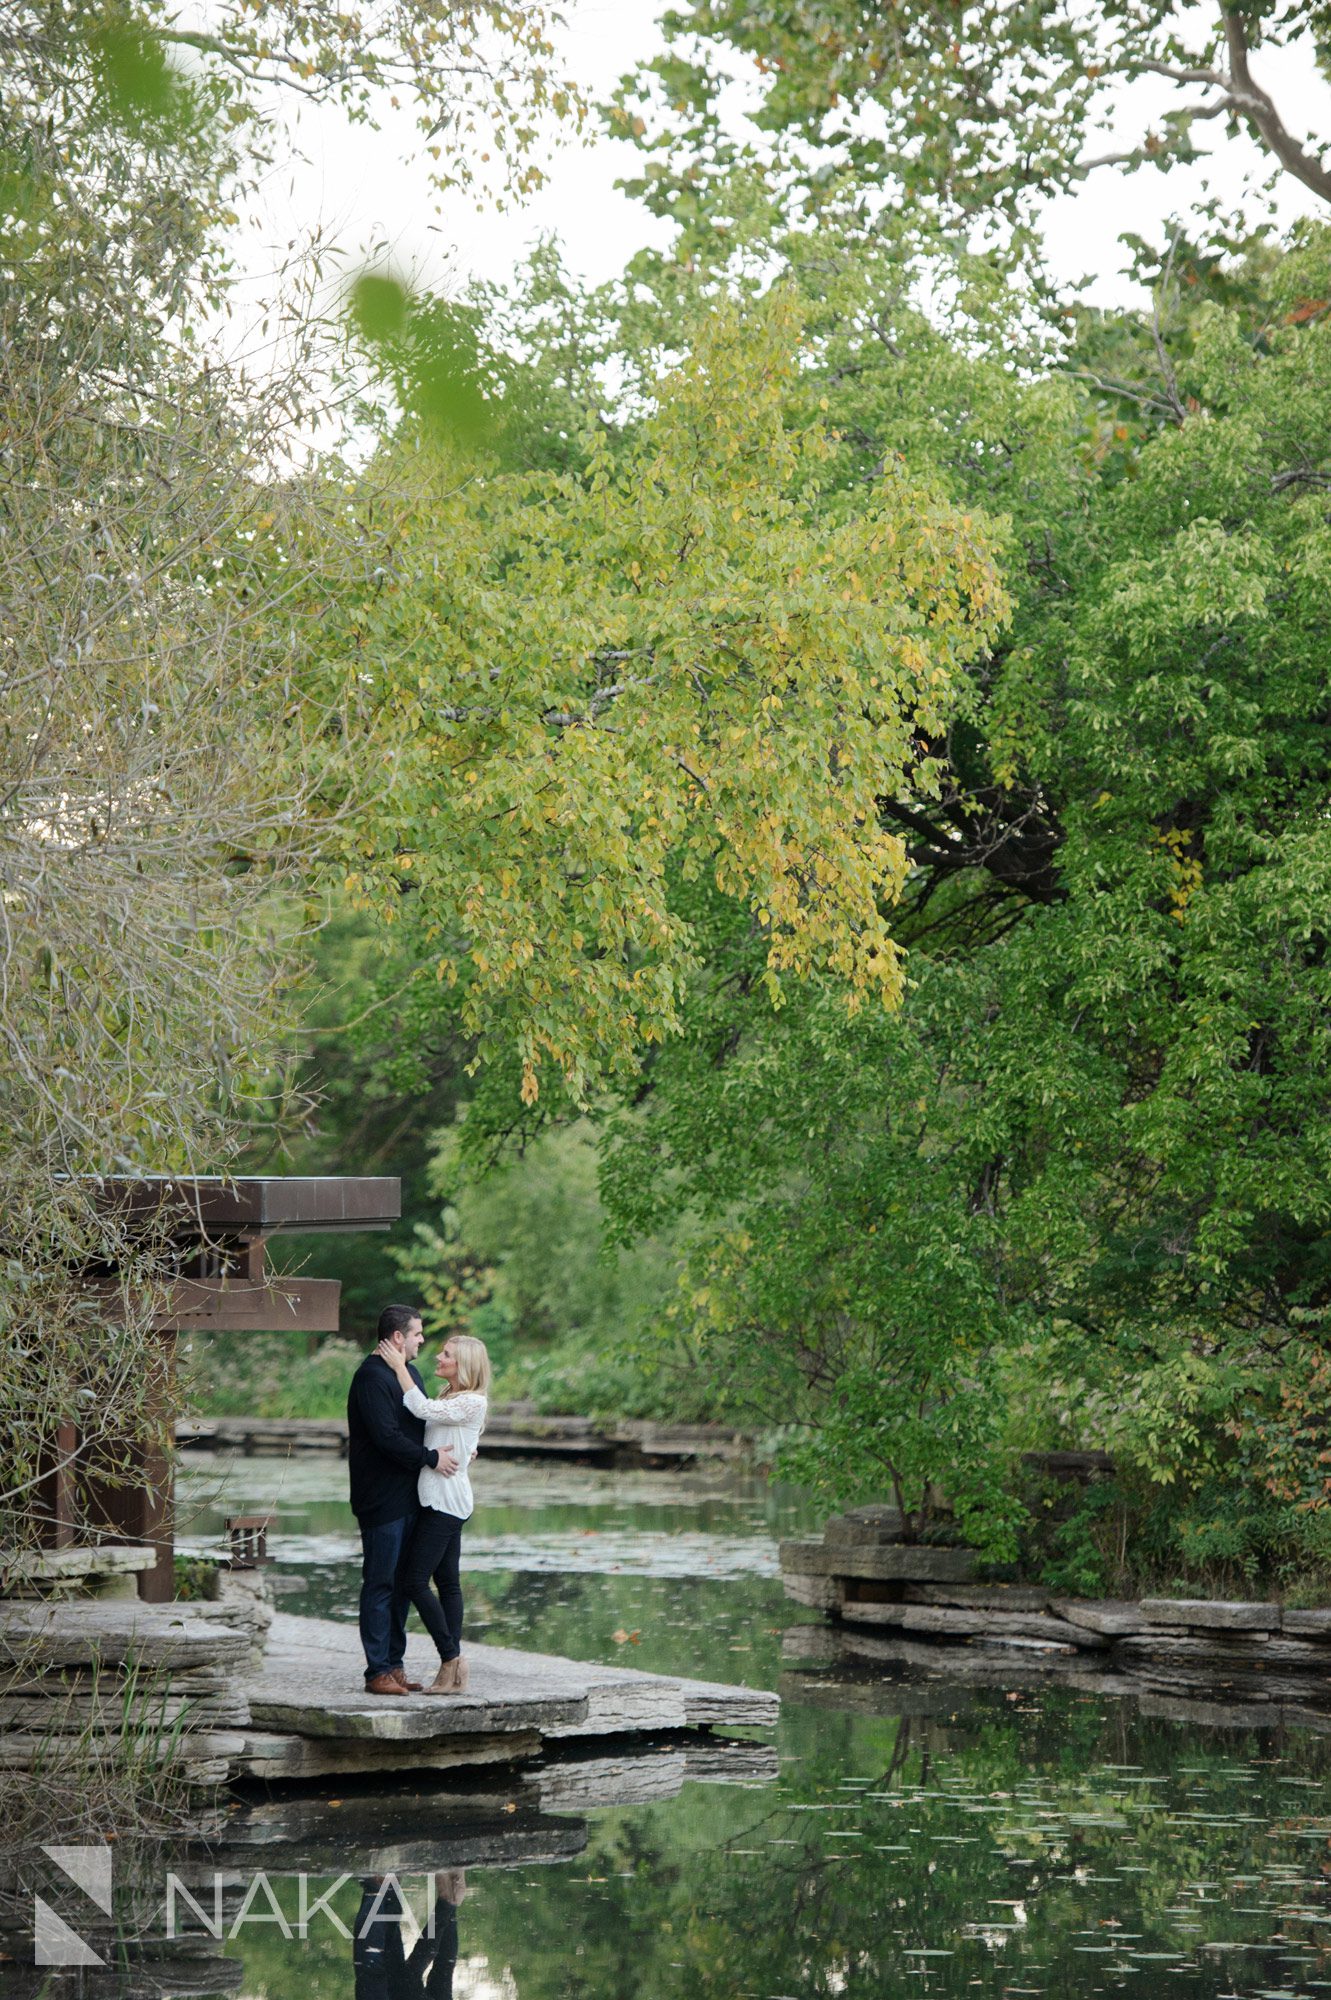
[{"x1": 612, "y1": 1628, "x2": 642, "y2": 1645}]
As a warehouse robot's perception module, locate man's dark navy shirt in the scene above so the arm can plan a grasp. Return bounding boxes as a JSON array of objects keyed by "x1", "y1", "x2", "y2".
[{"x1": 347, "y1": 1354, "x2": 438, "y2": 1527}]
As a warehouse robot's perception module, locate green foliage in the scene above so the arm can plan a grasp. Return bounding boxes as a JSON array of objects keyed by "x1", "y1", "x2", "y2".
[
  {"x1": 181, "y1": 1335, "x2": 366, "y2": 1421},
  {"x1": 322, "y1": 290, "x2": 1007, "y2": 1106},
  {"x1": 620, "y1": 0, "x2": 1331, "y2": 272},
  {"x1": 173, "y1": 1555, "x2": 222, "y2": 1603},
  {"x1": 390, "y1": 1122, "x2": 707, "y2": 1420},
  {"x1": 549, "y1": 201, "x2": 1331, "y2": 1573},
  {"x1": 348, "y1": 275, "x2": 498, "y2": 446}
]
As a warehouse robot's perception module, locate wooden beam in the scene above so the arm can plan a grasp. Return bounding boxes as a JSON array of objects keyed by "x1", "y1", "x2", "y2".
[
  {"x1": 96, "y1": 1175, "x2": 401, "y2": 1234},
  {"x1": 160, "y1": 1277, "x2": 341, "y2": 1333}
]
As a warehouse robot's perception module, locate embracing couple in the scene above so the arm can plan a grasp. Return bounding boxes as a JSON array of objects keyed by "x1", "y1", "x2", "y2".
[{"x1": 347, "y1": 1303, "x2": 491, "y2": 1698}]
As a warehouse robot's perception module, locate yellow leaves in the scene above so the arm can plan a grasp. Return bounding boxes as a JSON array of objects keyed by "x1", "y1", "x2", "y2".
[
  {"x1": 1159, "y1": 826, "x2": 1203, "y2": 922},
  {"x1": 339, "y1": 293, "x2": 1005, "y2": 1109}
]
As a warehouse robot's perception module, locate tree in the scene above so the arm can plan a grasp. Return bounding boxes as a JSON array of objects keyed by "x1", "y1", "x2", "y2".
[
  {"x1": 321, "y1": 292, "x2": 1008, "y2": 1107},
  {"x1": 0, "y1": 0, "x2": 580, "y2": 1564},
  {"x1": 575, "y1": 198, "x2": 1331, "y2": 1575},
  {"x1": 0, "y1": 2, "x2": 305, "y2": 1556},
  {"x1": 620, "y1": 0, "x2": 1331, "y2": 264}
]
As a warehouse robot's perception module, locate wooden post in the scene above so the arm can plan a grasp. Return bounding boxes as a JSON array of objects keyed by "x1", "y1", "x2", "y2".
[
  {"x1": 33, "y1": 1419, "x2": 78, "y2": 1548},
  {"x1": 136, "y1": 1327, "x2": 177, "y2": 1603},
  {"x1": 81, "y1": 1330, "x2": 178, "y2": 1602}
]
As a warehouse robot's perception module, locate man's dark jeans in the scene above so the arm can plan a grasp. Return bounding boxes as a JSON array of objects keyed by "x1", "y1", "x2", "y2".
[{"x1": 358, "y1": 1512, "x2": 414, "y2": 1682}]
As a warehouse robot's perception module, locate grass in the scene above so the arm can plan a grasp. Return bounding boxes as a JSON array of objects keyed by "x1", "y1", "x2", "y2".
[{"x1": 1, "y1": 1645, "x2": 211, "y2": 1863}]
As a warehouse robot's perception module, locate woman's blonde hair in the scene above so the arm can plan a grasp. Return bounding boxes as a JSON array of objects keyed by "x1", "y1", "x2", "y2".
[{"x1": 448, "y1": 1333, "x2": 491, "y2": 1401}]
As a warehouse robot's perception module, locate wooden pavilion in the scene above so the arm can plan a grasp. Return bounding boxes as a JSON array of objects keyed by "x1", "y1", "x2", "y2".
[{"x1": 34, "y1": 1176, "x2": 399, "y2": 1601}]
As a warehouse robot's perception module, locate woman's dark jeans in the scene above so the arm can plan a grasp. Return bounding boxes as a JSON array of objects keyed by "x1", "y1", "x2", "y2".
[{"x1": 402, "y1": 1507, "x2": 465, "y2": 1661}]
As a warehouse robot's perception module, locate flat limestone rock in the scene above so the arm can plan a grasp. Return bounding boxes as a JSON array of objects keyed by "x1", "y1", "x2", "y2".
[
  {"x1": 824, "y1": 1626, "x2": 1112, "y2": 1687},
  {"x1": 482, "y1": 1633, "x2": 778, "y2": 1733},
  {"x1": 896, "y1": 1604, "x2": 1104, "y2": 1648},
  {"x1": 1280, "y1": 1607, "x2": 1331, "y2": 1637},
  {"x1": 0, "y1": 1602, "x2": 251, "y2": 1669},
  {"x1": 0, "y1": 1663, "x2": 233, "y2": 1694},
  {"x1": 232, "y1": 1728, "x2": 543, "y2": 1779},
  {"x1": 907, "y1": 1583, "x2": 1051, "y2": 1612},
  {"x1": 680, "y1": 1678, "x2": 779, "y2": 1727},
  {"x1": 0, "y1": 1729, "x2": 245, "y2": 1773},
  {"x1": 1051, "y1": 1599, "x2": 1146, "y2": 1637},
  {"x1": 836, "y1": 1600, "x2": 909, "y2": 1627},
  {"x1": 0, "y1": 1692, "x2": 250, "y2": 1729},
  {"x1": 613, "y1": 1421, "x2": 747, "y2": 1460},
  {"x1": 1138, "y1": 1597, "x2": 1280, "y2": 1631},
  {"x1": 779, "y1": 1539, "x2": 976, "y2": 1584},
  {"x1": 782, "y1": 1572, "x2": 840, "y2": 1612},
  {"x1": 1114, "y1": 1631, "x2": 1326, "y2": 1668},
  {"x1": 244, "y1": 1612, "x2": 777, "y2": 1751},
  {"x1": 780, "y1": 1538, "x2": 838, "y2": 1575},
  {"x1": 1, "y1": 1543, "x2": 156, "y2": 1583},
  {"x1": 249, "y1": 1643, "x2": 586, "y2": 1742}
]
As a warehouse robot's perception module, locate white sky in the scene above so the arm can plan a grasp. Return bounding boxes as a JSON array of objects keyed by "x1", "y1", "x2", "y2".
[{"x1": 236, "y1": 0, "x2": 1330, "y2": 323}]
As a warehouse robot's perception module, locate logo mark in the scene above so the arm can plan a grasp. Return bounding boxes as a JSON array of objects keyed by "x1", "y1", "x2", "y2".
[{"x1": 34, "y1": 1845, "x2": 113, "y2": 1967}]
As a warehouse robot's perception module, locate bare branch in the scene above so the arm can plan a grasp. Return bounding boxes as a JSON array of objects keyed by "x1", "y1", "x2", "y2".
[{"x1": 1222, "y1": 9, "x2": 1331, "y2": 208}]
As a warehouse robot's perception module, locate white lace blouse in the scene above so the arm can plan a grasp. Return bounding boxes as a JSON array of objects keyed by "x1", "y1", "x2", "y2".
[{"x1": 402, "y1": 1386, "x2": 487, "y2": 1521}]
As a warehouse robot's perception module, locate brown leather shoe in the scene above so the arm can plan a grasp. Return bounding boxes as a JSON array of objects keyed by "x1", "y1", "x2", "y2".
[
  {"x1": 391, "y1": 1669, "x2": 424, "y2": 1692},
  {"x1": 365, "y1": 1672, "x2": 408, "y2": 1696}
]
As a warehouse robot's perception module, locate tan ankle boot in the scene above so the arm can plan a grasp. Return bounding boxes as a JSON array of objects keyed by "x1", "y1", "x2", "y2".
[{"x1": 424, "y1": 1657, "x2": 460, "y2": 1695}]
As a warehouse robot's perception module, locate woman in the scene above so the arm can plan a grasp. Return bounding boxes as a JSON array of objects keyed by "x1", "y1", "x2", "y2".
[{"x1": 375, "y1": 1331, "x2": 490, "y2": 1695}]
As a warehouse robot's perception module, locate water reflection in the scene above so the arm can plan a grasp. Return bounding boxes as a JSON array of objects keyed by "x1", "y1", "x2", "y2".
[
  {"x1": 29, "y1": 1456, "x2": 1331, "y2": 1999},
  {"x1": 189, "y1": 1709, "x2": 1331, "y2": 2000},
  {"x1": 353, "y1": 1871, "x2": 464, "y2": 2000}
]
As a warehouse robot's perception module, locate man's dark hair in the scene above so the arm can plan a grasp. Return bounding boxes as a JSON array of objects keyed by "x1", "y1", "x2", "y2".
[{"x1": 377, "y1": 1303, "x2": 421, "y2": 1343}]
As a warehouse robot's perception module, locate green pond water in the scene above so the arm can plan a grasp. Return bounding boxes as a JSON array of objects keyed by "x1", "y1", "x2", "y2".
[{"x1": 166, "y1": 1455, "x2": 1331, "y2": 1999}]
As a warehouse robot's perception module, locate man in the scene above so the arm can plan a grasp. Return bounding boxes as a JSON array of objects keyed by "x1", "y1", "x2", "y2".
[
  {"x1": 348, "y1": 1303, "x2": 458, "y2": 1696},
  {"x1": 352, "y1": 1871, "x2": 465, "y2": 2000}
]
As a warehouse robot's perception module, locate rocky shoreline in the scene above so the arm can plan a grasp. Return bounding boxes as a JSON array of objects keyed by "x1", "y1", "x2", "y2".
[{"x1": 781, "y1": 1507, "x2": 1331, "y2": 1706}]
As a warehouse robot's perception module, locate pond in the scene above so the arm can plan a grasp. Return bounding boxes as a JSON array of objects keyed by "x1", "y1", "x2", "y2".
[{"x1": 165, "y1": 1457, "x2": 1331, "y2": 1997}]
